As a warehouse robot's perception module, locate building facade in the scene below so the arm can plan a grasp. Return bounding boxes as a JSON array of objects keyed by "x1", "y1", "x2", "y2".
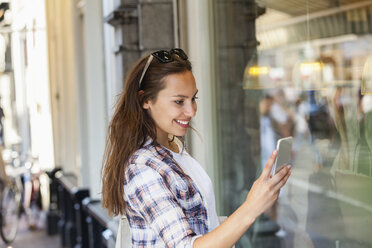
[{"x1": 42, "y1": 0, "x2": 372, "y2": 247}]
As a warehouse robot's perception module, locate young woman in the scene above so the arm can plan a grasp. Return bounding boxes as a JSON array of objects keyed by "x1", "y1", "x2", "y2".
[{"x1": 101, "y1": 48, "x2": 291, "y2": 248}]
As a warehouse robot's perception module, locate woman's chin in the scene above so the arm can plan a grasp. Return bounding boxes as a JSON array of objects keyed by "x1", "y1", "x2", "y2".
[{"x1": 170, "y1": 129, "x2": 187, "y2": 137}]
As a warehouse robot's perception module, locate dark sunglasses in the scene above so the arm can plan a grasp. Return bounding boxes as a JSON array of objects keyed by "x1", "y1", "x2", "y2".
[
  {"x1": 138, "y1": 48, "x2": 188, "y2": 88},
  {"x1": 152, "y1": 49, "x2": 188, "y2": 63}
]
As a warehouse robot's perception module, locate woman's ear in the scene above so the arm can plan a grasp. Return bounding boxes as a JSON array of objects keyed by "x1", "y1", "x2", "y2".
[
  {"x1": 139, "y1": 90, "x2": 150, "y2": 109},
  {"x1": 143, "y1": 101, "x2": 150, "y2": 110}
]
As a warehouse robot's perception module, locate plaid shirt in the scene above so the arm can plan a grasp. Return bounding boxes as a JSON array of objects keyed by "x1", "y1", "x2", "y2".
[{"x1": 124, "y1": 141, "x2": 209, "y2": 247}]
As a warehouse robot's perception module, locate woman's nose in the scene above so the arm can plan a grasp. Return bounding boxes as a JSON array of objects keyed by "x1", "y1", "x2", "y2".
[{"x1": 185, "y1": 102, "x2": 197, "y2": 117}]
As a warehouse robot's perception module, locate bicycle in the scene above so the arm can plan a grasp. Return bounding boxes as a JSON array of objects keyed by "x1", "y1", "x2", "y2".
[
  {"x1": 0, "y1": 148, "x2": 23, "y2": 244},
  {"x1": 22, "y1": 155, "x2": 49, "y2": 230}
]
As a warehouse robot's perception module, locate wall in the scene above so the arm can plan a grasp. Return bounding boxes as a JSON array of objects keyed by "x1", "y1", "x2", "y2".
[{"x1": 45, "y1": 0, "x2": 106, "y2": 199}]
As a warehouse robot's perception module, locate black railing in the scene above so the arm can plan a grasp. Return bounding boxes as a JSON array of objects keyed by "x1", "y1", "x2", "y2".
[
  {"x1": 82, "y1": 198, "x2": 116, "y2": 248},
  {"x1": 51, "y1": 171, "x2": 118, "y2": 248}
]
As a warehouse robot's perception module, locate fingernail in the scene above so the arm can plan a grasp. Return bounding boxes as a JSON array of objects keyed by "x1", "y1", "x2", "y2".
[
  {"x1": 274, "y1": 150, "x2": 278, "y2": 155},
  {"x1": 287, "y1": 165, "x2": 292, "y2": 169}
]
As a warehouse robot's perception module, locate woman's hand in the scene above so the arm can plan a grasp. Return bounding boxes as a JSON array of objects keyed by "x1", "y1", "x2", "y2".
[
  {"x1": 243, "y1": 150, "x2": 291, "y2": 222},
  {"x1": 193, "y1": 150, "x2": 291, "y2": 248}
]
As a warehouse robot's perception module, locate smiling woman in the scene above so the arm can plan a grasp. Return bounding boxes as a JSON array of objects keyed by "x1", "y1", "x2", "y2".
[
  {"x1": 101, "y1": 48, "x2": 291, "y2": 248},
  {"x1": 142, "y1": 71, "x2": 198, "y2": 143}
]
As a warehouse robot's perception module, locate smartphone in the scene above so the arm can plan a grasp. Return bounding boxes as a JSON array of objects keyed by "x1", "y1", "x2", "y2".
[{"x1": 272, "y1": 136, "x2": 293, "y2": 174}]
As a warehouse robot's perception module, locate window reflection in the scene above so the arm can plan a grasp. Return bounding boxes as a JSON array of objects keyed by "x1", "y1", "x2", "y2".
[{"x1": 214, "y1": 1, "x2": 372, "y2": 247}]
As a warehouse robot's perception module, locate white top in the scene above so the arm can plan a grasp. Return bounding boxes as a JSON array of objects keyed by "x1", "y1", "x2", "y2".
[
  {"x1": 270, "y1": 102, "x2": 288, "y2": 124},
  {"x1": 167, "y1": 139, "x2": 220, "y2": 231}
]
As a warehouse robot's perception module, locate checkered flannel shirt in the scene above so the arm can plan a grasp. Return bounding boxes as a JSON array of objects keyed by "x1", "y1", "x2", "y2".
[{"x1": 124, "y1": 141, "x2": 209, "y2": 247}]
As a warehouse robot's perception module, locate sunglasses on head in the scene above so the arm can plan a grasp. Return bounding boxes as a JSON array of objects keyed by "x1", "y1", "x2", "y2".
[
  {"x1": 152, "y1": 49, "x2": 188, "y2": 62},
  {"x1": 138, "y1": 48, "x2": 188, "y2": 88}
]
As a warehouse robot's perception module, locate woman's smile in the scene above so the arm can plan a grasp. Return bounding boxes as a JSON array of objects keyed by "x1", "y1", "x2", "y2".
[{"x1": 174, "y1": 119, "x2": 190, "y2": 128}]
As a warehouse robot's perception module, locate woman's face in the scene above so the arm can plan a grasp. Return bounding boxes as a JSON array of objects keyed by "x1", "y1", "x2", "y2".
[{"x1": 143, "y1": 70, "x2": 198, "y2": 144}]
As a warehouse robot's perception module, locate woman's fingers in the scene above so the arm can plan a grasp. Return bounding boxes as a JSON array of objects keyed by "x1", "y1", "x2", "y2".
[
  {"x1": 261, "y1": 150, "x2": 278, "y2": 178},
  {"x1": 270, "y1": 165, "x2": 291, "y2": 190},
  {"x1": 273, "y1": 170, "x2": 291, "y2": 192},
  {"x1": 271, "y1": 165, "x2": 291, "y2": 187},
  {"x1": 270, "y1": 164, "x2": 290, "y2": 183}
]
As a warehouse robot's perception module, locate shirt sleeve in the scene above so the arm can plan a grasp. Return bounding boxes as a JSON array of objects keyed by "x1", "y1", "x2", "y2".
[{"x1": 124, "y1": 163, "x2": 199, "y2": 248}]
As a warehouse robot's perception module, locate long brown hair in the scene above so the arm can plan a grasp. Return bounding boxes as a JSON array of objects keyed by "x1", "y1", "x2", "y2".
[{"x1": 101, "y1": 52, "x2": 192, "y2": 216}]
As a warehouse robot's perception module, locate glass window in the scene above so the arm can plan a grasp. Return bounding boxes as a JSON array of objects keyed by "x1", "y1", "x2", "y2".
[{"x1": 213, "y1": 1, "x2": 372, "y2": 247}]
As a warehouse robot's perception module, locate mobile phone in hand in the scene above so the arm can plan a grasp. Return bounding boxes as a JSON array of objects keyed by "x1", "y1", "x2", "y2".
[{"x1": 272, "y1": 137, "x2": 293, "y2": 174}]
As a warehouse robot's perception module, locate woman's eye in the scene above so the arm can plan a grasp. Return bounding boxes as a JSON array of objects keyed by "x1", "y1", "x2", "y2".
[
  {"x1": 192, "y1": 96, "x2": 199, "y2": 102},
  {"x1": 175, "y1": 100, "x2": 184, "y2": 105}
]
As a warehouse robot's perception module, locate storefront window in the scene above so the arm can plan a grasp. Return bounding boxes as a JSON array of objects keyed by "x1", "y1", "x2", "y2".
[{"x1": 213, "y1": 1, "x2": 372, "y2": 247}]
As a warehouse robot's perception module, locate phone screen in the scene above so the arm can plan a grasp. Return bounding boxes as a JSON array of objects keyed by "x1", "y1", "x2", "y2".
[{"x1": 273, "y1": 137, "x2": 292, "y2": 174}]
